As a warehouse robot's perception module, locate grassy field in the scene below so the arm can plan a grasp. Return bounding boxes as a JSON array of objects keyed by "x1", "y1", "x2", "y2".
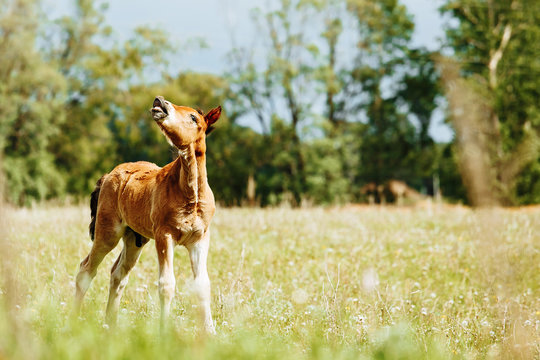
[{"x1": 0, "y1": 204, "x2": 539, "y2": 359}]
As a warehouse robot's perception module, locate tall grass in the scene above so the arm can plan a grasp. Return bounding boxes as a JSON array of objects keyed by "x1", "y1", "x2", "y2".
[{"x1": 0, "y1": 204, "x2": 538, "y2": 359}]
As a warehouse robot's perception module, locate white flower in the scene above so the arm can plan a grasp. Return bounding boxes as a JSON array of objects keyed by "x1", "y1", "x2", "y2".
[
  {"x1": 362, "y1": 268, "x2": 379, "y2": 292},
  {"x1": 292, "y1": 289, "x2": 308, "y2": 304},
  {"x1": 421, "y1": 308, "x2": 428, "y2": 315}
]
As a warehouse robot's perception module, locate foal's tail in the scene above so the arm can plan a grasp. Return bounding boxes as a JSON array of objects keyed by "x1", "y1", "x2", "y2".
[{"x1": 89, "y1": 175, "x2": 105, "y2": 241}]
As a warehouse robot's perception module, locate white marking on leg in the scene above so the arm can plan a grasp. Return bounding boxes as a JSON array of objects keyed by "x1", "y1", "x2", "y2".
[
  {"x1": 157, "y1": 234, "x2": 176, "y2": 323},
  {"x1": 187, "y1": 231, "x2": 215, "y2": 334},
  {"x1": 77, "y1": 271, "x2": 92, "y2": 294}
]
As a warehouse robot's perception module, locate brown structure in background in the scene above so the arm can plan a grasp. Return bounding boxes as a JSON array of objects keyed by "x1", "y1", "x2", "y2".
[{"x1": 360, "y1": 179, "x2": 426, "y2": 205}]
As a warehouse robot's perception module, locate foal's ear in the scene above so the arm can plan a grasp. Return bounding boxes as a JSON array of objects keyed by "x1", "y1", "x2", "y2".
[{"x1": 205, "y1": 106, "x2": 221, "y2": 134}]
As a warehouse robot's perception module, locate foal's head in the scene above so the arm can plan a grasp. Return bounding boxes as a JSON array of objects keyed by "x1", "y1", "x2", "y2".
[{"x1": 151, "y1": 96, "x2": 221, "y2": 150}]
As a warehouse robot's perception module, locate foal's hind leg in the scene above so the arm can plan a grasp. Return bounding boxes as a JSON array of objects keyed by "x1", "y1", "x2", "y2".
[
  {"x1": 74, "y1": 216, "x2": 123, "y2": 315},
  {"x1": 105, "y1": 229, "x2": 148, "y2": 325}
]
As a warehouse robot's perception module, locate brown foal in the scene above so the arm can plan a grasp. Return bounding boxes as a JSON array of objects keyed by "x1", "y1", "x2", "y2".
[{"x1": 74, "y1": 96, "x2": 221, "y2": 333}]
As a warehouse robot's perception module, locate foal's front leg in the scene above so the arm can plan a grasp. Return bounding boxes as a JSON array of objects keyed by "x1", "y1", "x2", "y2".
[
  {"x1": 155, "y1": 232, "x2": 176, "y2": 329},
  {"x1": 187, "y1": 230, "x2": 215, "y2": 334}
]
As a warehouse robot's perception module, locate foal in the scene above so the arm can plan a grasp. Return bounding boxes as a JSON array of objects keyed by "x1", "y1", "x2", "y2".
[{"x1": 74, "y1": 96, "x2": 221, "y2": 333}]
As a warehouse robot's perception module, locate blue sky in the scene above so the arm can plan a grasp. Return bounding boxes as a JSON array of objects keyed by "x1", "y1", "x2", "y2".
[
  {"x1": 47, "y1": 0, "x2": 453, "y2": 142},
  {"x1": 98, "y1": 0, "x2": 447, "y2": 73}
]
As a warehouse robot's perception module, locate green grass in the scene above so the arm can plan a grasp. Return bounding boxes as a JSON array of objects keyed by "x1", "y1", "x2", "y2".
[{"x1": 0, "y1": 204, "x2": 539, "y2": 359}]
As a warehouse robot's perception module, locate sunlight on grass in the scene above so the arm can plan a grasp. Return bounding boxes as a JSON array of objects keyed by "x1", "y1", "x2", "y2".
[{"x1": 0, "y1": 205, "x2": 538, "y2": 359}]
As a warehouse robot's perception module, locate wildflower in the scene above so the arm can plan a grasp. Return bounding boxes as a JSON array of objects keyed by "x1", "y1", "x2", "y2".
[
  {"x1": 292, "y1": 289, "x2": 308, "y2": 304},
  {"x1": 524, "y1": 320, "x2": 532, "y2": 326},
  {"x1": 461, "y1": 319, "x2": 469, "y2": 327},
  {"x1": 421, "y1": 308, "x2": 428, "y2": 316},
  {"x1": 481, "y1": 320, "x2": 489, "y2": 327},
  {"x1": 356, "y1": 315, "x2": 366, "y2": 324},
  {"x1": 362, "y1": 268, "x2": 379, "y2": 292}
]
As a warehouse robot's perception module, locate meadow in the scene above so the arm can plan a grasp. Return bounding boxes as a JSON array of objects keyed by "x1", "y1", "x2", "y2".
[{"x1": 0, "y1": 204, "x2": 538, "y2": 359}]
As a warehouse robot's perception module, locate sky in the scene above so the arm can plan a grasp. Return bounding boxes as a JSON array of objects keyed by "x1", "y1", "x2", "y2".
[{"x1": 47, "y1": 0, "x2": 453, "y2": 142}]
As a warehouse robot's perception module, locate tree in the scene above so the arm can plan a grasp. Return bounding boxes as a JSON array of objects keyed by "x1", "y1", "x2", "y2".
[
  {"x1": 227, "y1": 0, "x2": 325, "y2": 206},
  {"x1": 0, "y1": 0, "x2": 67, "y2": 205},
  {"x1": 345, "y1": 0, "x2": 442, "y2": 191},
  {"x1": 228, "y1": 0, "x2": 444, "y2": 205},
  {"x1": 48, "y1": 0, "x2": 173, "y2": 196},
  {"x1": 440, "y1": 0, "x2": 540, "y2": 205}
]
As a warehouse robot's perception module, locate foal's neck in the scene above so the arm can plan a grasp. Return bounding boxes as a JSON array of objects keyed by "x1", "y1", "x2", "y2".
[{"x1": 177, "y1": 144, "x2": 208, "y2": 206}]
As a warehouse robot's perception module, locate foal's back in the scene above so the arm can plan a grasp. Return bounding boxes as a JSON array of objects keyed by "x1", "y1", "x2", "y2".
[{"x1": 99, "y1": 161, "x2": 161, "y2": 238}]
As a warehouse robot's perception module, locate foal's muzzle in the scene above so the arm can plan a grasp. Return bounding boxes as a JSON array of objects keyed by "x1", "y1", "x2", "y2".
[{"x1": 151, "y1": 96, "x2": 168, "y2": 120}]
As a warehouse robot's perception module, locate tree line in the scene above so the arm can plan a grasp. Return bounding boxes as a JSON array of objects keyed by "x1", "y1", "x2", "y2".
[{"x1": 1, "y1": 0, "x2": 538, "y2": 206}]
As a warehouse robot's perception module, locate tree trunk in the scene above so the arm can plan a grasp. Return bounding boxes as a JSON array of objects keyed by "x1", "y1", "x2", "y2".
[{"x1": 438, "y1": 58, "x2": 501, "y2": 207}]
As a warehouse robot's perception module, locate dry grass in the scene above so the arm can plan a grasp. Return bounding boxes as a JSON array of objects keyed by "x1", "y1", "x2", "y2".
[{"x1": 0, "y1": 204, "x2": 539, "y2": 359}]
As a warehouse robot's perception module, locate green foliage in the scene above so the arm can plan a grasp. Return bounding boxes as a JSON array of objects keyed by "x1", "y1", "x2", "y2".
[
  {"x1": 437, "y1": 143, "x2": 468, "y2": 203},
  {"x1": 440, "y1": 0, "x2": 540, "y2": 205},
  {"x1": 206, "y1": 121, "x2": 262, "y2": 206},
  {"x1": 1, "y1": 0, "x2": 233, "y2": 204},
  {"x1": 0, "y1": 0, "x2": 67, "y2": 204},
  {"x1": 226, "y1": 0, "x2": 445, "y2": 205},
  {"x1": 304, "y1": 133, "x2": 357, "y2": 204}
]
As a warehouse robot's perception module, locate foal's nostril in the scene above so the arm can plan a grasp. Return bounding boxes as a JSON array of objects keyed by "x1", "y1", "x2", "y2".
[
  {"x1": 153, "y1": 96, "x2": 164, "y2": 108},
  {"x1": 153, "y1": 96, "x2": 168, "y2": 116}
]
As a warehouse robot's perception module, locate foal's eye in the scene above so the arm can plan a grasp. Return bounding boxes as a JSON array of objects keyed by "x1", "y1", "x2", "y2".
[{"x1": 190, "y1": 114, "x2": 197, "y2": 123}]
